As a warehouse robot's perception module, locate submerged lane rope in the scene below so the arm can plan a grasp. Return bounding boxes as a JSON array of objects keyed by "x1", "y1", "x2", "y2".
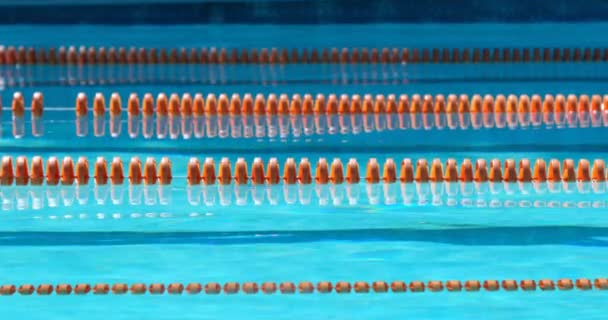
[{"x1": 1, "y1": 46, "x2": 607, "y2": 65}]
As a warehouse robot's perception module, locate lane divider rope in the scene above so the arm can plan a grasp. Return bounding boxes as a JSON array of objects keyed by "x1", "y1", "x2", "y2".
[
  {"x1": 0, "y1": 155, "x2": 170, "y2": 186},
  {"x1": 1, "y1": 46, "x2": 607, "y2": 65},
  {"x1": 10, "y1": 92, "x2": 608, "y2": 129},
  {"x1": 0, "y1": 278, "x2": 606, "y2": 295},
  {"x1": 0, "y1": 155, "x2": 607, "y2": 186},
  {"x1": 185, "y1": 157, "x2": 608, "y2": 185}
]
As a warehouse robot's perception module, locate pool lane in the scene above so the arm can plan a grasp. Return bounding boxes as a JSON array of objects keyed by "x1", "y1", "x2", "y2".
[
  {"x1": 3, "y1": 24, "x2": 608, "y2": 48},
  {"x1": 0, "y1": 232, "x2": 606, "y2": 320}
]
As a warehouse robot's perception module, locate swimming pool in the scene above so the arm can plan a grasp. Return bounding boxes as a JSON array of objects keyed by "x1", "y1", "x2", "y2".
[{"x1": 1, "y1": 4, "x2": 608, "y2": 319}]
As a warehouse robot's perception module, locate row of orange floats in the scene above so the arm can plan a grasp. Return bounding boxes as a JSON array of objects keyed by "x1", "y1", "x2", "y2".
[
  {"x1": 72, "y1": 92, "x2": 608, "y2": 122},
  {"x1": 1, "y1": 278, "x2": 606, "y2": 295},
  {"x1": 1, "y1": 46, "x2": 607, "y2": 65},
  {"x1": 1, "y1": 156, "x2": 607, "y2": 186},
  {"x1": 187, "y1": 157, "x2": 608, "y2": 185},
  {"x1": 9, "y1": 92, "x2": 608, "y2": 124},
  {"x1": 70, "y1": 92, "x2": 608, "y2": 130},
  {"x1": 0, "y1": 156, "x2": 171, "y2": 186}
]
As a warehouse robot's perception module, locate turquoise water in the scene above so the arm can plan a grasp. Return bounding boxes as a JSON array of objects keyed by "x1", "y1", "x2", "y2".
[{"x1": 1, "y1": 23, "x2": 607, "y2": 319}]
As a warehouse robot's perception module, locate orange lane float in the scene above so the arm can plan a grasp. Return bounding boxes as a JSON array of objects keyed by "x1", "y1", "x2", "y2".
[
  {"x1": 56, "y1": 284, "x2": 72, "y2": 295},
  {"x1": 29, "y1": 156, "x2": 44, "y2": 185},
  {"x1": 242, "y1": 282, "x2": 259, "y2": 294},
  {"x1": 74, "y1": 284, "x2": 91, "y2": 295},
  {"x1": 502, "y1": 280, "x2": 518, "y2": 291},
  {"x1": 520, "y1": 280, "x2": 536, "y2": 291},
  {"x1": 143, "y1": 158, "x2": 157, "y2": 185},
  {"x1": 316, "y1": 281, "x2": 332, "y2": 293},
  {"x1": 17, "y1": 285, "x2": 35, "y2": 295},
  {"x1": 37, "y1": 284, "x2": 53, "y2": 295},
  {"x1": 205, "y1": 282, "x2": 221, "y2": 294},
  {"x1": 298, "y1": 282, "x2": 314, "y2": 294},
  {"x1": 75, "y1": 93, "x2": 88, "y2": 117},
  {"x1": 354, "y1": 281, "x2": 370, "y2": 293},
  {"x1": 93, "y1": 93, "x2": 105, "y2": 116},
  {"x1": 483, "y1": 280, "x2": 500, "y2": 291},
  {"x1": 149, "y1": 284, "x2": 165, "y2": 294},
  {"x1": 576, "y1": 279, "x2": 593, "y2": 290},
  {"x1": 60, "y1": 157, "x2": 75, "y2": 185},
  {"x1": 223, "y1": 282, "x2": 239, "y2": 294},
  {"x1": 391, "y1": 281, "x2": 407, "y2": 292},
  {"x1": 335, "y1": 281, "x2": 351, "y2": 293},
  {"x1": 446, "y1": 280, "x2": 462, "y2": 292},
  {"x1": 186, "y1": 283, "x2": 202, "y2": 294},
  {"x1": 372, "y1": 281, "x2": 388, "y2": 293},
  {"x1": 261, "y1": 282, "x2": 276, "y2": 294},
  {"x1": 29, "y1": 92, "x2": 44, "y2": 135},
  {"x1": 595, "y1": 278, "x2": 608, "y2": 290},
  {"x1": 465, "y1": 280, "x2": 481, "y2": 291},
  {"x1": 110, "y1": 157, "x2": 125, "y2": 185},
  {"x1": 112, "y1": 284, "x2": 128, "y2": 294},
  {"x1": 2, "y1": 46, "x2": 608, "y2": 65},
  {"x1": 0, "y1": 285, "x2": 16, "y2": 295},
  {"x1": 557, "y1": 279, "x2": 574, "y2": 290},
  {"x1": 110, "y1": 93, "x2": 122, "y2": 116},
  {"x1": 76, "y1": 157, "x2": 90, "y2": 185},
  {"x1": 11, "y1": 92, "x2": 25, "y2": 117},
  {"x1": 130, "y1": 283, "x2": 147, "y2": 294},
  {"x1": 14, "y1": 156, "x2": 28, "y2": 185},
  {"x1": 279, "y1": 282, "x2": 296, "y2": 294},
  {"x1": 0, "y1": 278, "x2": 603, "y2": 295},
  {"x1": 539, "y1": 279, "x2": 555, "y2": 291}
]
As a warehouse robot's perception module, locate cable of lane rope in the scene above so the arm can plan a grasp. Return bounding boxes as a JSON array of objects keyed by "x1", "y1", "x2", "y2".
[
  {"x1": 1, "y1": 278, "x2": 606, "y2": 295},
  {"x1": 0, "y1": 155, "x2": 607, "y2": 187},
  {"x1": 1, "y1": 46, "x2": 608, "y2": 65}
]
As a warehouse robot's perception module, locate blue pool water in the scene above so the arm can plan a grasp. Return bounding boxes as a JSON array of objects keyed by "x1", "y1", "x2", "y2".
[{"x1": 1, "y1": 9, "x2": 608, "y2": 319}]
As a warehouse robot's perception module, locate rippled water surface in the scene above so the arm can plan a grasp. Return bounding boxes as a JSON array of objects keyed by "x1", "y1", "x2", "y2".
[{"x1": 1, "y1": 22, "x2": 607, "y2": 320}]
